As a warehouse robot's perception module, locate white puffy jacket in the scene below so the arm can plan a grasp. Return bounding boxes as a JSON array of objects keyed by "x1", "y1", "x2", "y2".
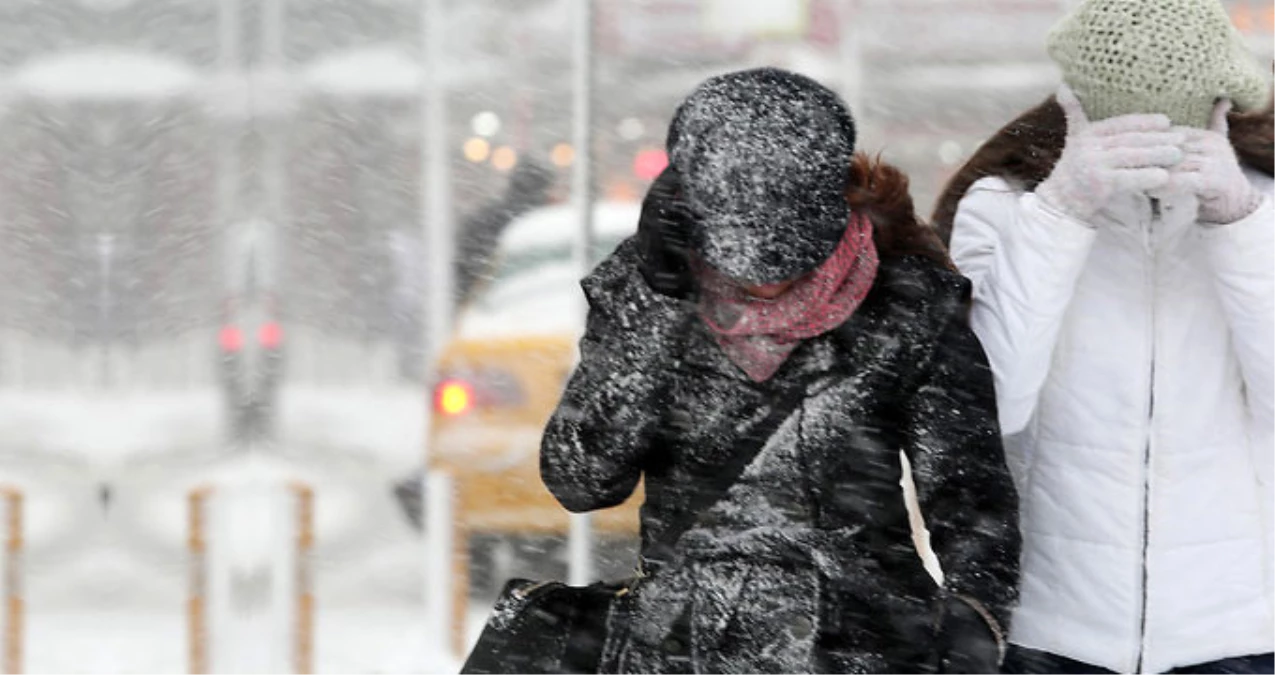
[{"x1": 949, "y1": 171, "x2": 1274, "y2": 673}]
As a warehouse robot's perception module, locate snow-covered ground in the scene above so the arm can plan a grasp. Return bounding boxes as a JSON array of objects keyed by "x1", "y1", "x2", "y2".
[
  {"x1": 25, "y1": 605, "x2": 490, "y2": 674},
  {"x1": 0, "y1": 383, "x2": 504, "y2": 673}
]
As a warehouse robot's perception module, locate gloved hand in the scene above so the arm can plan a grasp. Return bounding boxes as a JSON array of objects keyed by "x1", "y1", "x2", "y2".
[
  {"x1": 1037, "y1": 84, "x2": 1185, "y2": 222},
  {"x1": 1166, "y1": 99, "x2": 1265, "y2": 225},
  {"x1": 935, "y1": 595, "x2": 1004, "y2": 674},
  {"x1": 637, "y1": 167, "x2": 698, "y2": 301}
]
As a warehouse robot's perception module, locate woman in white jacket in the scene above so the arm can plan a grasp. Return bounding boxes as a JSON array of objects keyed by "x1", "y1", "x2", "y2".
[{"x1": 931, "y1": 0, "x2": 1273, "y2": 672}]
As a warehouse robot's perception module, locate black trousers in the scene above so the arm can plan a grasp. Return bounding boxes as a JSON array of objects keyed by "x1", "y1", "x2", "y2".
[{"x1": 1003, "y1": 645, "x2": 1274, "y2": 674}]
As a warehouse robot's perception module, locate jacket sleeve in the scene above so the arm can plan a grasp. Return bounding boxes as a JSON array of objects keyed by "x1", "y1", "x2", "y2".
[
  {"x1": 540, "y1": 238, "x2": 686, "y2": 513},
  {"x1": 948, "y1": 177, "x2": 1097, "y2": 435},
  {"x1": 1198, "y1": 174, "x2": 1274, "y2": 536},
  {"x1": 901, "y1": 295, "x2": 1021, "y2": 640}
]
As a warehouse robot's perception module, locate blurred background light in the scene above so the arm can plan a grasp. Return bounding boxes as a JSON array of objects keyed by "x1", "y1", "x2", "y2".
[
  {"x1": 490, "y1": 145, "x2": 518, "y2": 172},
  {"x1": 617, "y1": 117, "x2": 646, "y2": 142},
  {"x1": 550, "y1": 142, "x2": 575, "y2": 168},
  {"x1": 470, "y1": 111, "x2": 501, "y2": 138},
  {"x1": 632, "y1": 148, "x2": 668, "y2": 181},
  {"x1": 463, "y1": 137, "x2": 491, "y2": 163}
]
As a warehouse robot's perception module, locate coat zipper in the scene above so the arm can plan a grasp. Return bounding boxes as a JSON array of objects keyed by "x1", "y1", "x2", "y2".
[{"x1": 1134, "y1": 198, "x2": 1160, "y2": 673}]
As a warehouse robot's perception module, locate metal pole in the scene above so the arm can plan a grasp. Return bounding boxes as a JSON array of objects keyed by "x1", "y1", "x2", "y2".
[
  {"x1": 838, "y1": 0, "x2": 863, "y2": 114},
  {"x1": 218, "y1": 0, "x2": 240, "y2": 73},
  {"x1": 217, "y1": 0, "x2": 241, "y2": 333},
  {"x1": 261, "y1": 0, "x2": 284, "y2": 123},
  {"x1": 0, "y1": 488, "x2": 22, "y2": 675},
  {"x1": 567, "y1": 0, "x2": 595, "y2": 588},
  {"x1": 424, "y1": 470, "x2": 455, "y2": 659},
  {"x1": 98, "y1": 234, "x2": 113, "y2": 388},
  {"x1": 421, "y1": 0, "x2": 454, "y2": 390},
  {"x1": 420, "y1": 0, "x2": 454, "y2": 454},
  {"x1": 421, "y1": 0, "x2": 456, "y2": 659},
  {"x1": 260, "y1": 0, "x2": 285, "y2": 294}
]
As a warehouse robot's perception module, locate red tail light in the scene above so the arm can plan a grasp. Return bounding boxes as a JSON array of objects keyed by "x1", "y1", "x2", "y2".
[
  {"x1": 219, "y1": 326, "x2": 243, "y2": 352},
  {"x1": 259, "y1": 322, "x2": 283, "y2": 349},
  {"x1": 434, "y1": 379, "x2": 474, "y2": 416}
]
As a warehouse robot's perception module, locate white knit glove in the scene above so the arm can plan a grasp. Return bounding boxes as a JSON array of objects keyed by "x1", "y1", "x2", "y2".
[
  {"x1": 1168, "y1": 99, "x2": 1265, "y2": 225},
  {"x1": 1036, "y1": 84, "x2": 1185, "y2": 222}
]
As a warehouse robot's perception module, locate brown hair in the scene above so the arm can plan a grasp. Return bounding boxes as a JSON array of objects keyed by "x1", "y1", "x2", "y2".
[
  {"x1": 1230, "y1": 103, "x2": 1275, "y2": 175},
  {"x1": 930, "y1": 96, "x2": 1275, "y2": 245},
  {"x1": 847, "y1": 152, "x2": 955, "y2": 271},
  {"x1": 930, "y1": 99, "x2": 1066, "y2": 246}
]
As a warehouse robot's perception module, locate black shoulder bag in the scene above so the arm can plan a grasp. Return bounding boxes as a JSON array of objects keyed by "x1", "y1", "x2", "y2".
[{"x1": 460, "y1": 388, "x2": 807, "y2": 674}]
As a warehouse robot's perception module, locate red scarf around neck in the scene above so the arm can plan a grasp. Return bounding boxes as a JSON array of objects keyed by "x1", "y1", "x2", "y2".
[{"x1": 695, "y1": 213, "x2": 879, "y2": 382}]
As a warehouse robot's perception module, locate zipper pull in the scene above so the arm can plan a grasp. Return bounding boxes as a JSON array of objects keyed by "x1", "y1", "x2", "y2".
[{"x1": 1142, "y1": 198, "x2": 1161, "y2": 252}]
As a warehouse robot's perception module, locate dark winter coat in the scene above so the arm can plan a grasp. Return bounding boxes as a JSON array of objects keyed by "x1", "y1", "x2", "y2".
[{"x1": 540, "y1": 234, "x2": 1021, "y2": 673}]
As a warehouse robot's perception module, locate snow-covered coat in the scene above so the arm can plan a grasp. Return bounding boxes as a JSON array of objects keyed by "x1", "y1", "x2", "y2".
[
  {"x1": 934, "y1": 98, "x2": 1275, "y2": 673},
  {"x1": 540, "y1": 236, "x2": 1020, "y2": 673}
]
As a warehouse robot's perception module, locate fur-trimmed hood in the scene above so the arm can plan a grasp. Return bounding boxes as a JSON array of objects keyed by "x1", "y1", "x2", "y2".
[{"x1": 931, "y1": 97, "x2": 1275, "y2": 244}]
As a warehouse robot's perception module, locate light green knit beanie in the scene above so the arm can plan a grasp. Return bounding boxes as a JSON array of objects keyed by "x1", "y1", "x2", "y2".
[{"x1": 1047, "y1": 0, "x2": 1272, "y2": 128}]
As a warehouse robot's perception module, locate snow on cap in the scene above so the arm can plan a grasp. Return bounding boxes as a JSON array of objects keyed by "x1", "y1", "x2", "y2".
[
  {"x1": 1047, "y1": 0, "x2": 1272, "y2": 128},
  {"x1": 667, "y1": 68, "x2": 856, "y2": 286}
]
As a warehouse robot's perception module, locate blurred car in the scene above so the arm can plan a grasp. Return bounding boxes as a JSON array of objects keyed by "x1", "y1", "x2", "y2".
[
  {"x1": 218, "y1": 220, "x2": 285, "y2": 444},
  {"x1": 218, "y1": 294, "x2": 285, "y2": 443},
  {"x1": 422, "y1": 201, "x2": 645, "y2": 627},
  {"x1": 428, "y1": 200, "x2": 644, "y2": 534}
]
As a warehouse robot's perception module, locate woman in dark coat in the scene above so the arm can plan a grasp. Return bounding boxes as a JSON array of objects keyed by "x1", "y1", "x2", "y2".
[{"x1": 540, "y1": 68, "x2": 1020, "y2": 674}]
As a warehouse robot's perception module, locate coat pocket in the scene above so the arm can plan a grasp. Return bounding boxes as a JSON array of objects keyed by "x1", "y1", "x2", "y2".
[
  {"x1": 820, "y1": 563, "x2": 942, "y2": 674},
  {"x1": 697, "y1": 563, "x2": 821, "y2": 673}
]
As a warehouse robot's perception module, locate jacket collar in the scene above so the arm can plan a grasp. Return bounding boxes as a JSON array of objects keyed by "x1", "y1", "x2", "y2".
[{"x1": 1093, "y1": 189, "x2": 1198, "y2": 253}]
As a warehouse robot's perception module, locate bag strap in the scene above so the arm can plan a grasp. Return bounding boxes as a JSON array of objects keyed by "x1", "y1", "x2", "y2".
[
  {"x1": 646, "y1": 384, "x2": 809, "y2": 568},
  {"x1": 637, "y1": 294, "x2": 812, "y2": 572}
]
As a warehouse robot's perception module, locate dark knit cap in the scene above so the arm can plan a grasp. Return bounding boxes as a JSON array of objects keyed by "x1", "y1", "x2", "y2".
[{"x1": 667, "y1": 67, "x2": 857, "y2": 285}]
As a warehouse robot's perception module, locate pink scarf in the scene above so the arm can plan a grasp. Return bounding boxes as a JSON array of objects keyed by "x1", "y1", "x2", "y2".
[{"x1": 696, "y1": 213, "x2": 879, "y2": 382}]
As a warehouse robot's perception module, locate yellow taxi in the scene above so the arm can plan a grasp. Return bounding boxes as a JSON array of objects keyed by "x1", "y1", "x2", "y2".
[{"x1": 427, "y1": 200, "x2": 645, "y2": 648}]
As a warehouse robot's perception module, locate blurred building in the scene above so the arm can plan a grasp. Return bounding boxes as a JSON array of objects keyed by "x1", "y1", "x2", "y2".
[{"x1": 0, "y1": 0, "x2": 1267, "y2": 387}]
